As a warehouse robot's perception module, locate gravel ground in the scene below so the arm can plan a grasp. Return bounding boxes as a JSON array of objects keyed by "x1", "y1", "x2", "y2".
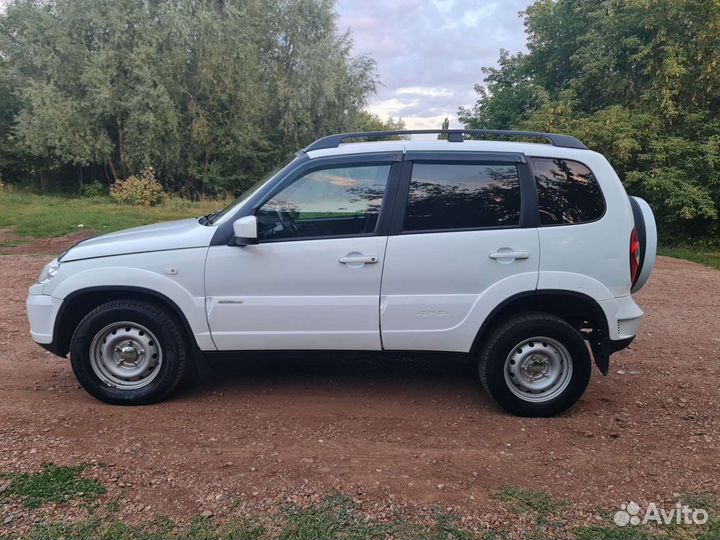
[{"x1": 1, "y1": 242, "x2": 718, "y2": 537}]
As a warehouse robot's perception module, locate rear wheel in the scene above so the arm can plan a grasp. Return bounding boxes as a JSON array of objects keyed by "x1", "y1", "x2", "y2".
[
  {"x1": 478, "y1": 312, "x2": 591, "y2": 417},
  {"x1": 70, "y1": 300, "x2": 191, "y2": 405}
]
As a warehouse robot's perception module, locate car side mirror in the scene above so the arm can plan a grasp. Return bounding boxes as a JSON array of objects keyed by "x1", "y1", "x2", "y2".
[{"x1": 231, "y1": 216, "x2": 258, "y2": 246}]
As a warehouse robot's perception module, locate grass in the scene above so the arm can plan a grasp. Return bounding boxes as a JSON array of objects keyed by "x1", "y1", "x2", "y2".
[
  {"x1": 0, "y1": 463, "x2": 105, "y2": 509},
  {"x1": 14, "y1": 493, "x2": 472, "y2": 540},
  {"x1": 573, "y1": 492, "x2": 720, "y2": 540},
  {"x1": 0, "y1": 191, "x2": 230, "y2": 239},
  {"x1": 573, "y1": 523, "x2": 651, "y2": 539},
  {"x1": 490, "y1": 485, "x2": 568, "y2": 538},
  {"x1": 28, "y1": 516, "x2": 265, "y2": 540},
  {"x1": 3, "y1": 472, "x2": 718, "y2": 540},
  {"x1": 659, "y1": 246, "x2": 720, "y2": 270},
  {"x1": 278, "y1": 492, "x2": 389, "y2": 540},
  {"x1": 0, "y1": 470, "x2": 469, "y2": 540},
  {"x1": 488, "y1": 486, "x2": 720, "y2": 540},
  {"x1": 276, "y1": 492, "x2": 475, "y2": 540},
  {"x1": 492, "y1": 484, "x2": 567, "y2": 516},
  {"x1": 30, "y1": 516, "x2": 182, "y2": 540}
]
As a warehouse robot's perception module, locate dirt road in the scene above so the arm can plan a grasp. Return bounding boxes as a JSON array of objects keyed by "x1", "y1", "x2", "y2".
[{"x1": 1, "y1": 244, "x2": 718, "y2": 535}]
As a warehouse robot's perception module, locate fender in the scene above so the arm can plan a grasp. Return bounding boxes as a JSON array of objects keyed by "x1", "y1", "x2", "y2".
[
  {"x1": 52, "y1": 285, "x2": 200, "y2": 355},
  {"x1": 470, "y1": 288, "x2": 610, "y2": 350},
  {"x1": 469, "y1": 287, "x2": 612, "y2": 374},
  {"x1": 537, "y1": 271, "x2": 616, "y2": 301},
  {"x1": 46, "y1": 250, "x2": 215, "y2": 351}
]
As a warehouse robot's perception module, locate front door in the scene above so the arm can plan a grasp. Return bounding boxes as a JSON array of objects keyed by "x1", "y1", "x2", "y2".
[{"x1": 205, "y1": 157, "x2": 398, "y2": 351}]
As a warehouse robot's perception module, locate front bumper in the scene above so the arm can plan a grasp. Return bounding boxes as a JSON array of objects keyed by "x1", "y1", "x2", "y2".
[{"x1": 26, "y1": 284, "x2": 61, "y2": 346}]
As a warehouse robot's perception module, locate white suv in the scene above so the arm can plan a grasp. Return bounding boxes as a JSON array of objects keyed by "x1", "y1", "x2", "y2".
[{"x1": 26, "y1": 130, "x2": 656, "y2": 416}]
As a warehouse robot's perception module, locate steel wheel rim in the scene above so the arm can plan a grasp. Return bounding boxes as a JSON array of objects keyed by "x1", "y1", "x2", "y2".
[
  {"x1": 503, "y1": 336, "x2": 573, "y2": 403},
  {"x1": 89, "y1": 321, "x2": 163, "y2": 390}
]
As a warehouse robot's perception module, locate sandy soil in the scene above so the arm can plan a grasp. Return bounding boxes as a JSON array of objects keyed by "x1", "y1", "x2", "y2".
[{"x1": 1, "y1": 240, "x2": 718, "y2": 535}]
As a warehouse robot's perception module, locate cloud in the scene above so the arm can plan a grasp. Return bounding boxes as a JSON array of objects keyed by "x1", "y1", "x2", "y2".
[
  {"x1": 337, "y1": 0, "x2": 529, "y2": 129},
  {"x1": 462, "y1": 3, "x2": 499, "y2": 27},
  {"x1": 431, "y1": 0, "x2": 455, "y2": 15},
  {"x1": 396, "y1": 87, "x2": 453, "y2": 97},
  {"x1": 368, "y1": 98, "x2": 419, "y2": 119}
]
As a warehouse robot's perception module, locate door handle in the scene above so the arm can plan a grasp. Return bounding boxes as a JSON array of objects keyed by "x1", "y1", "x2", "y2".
[
  {"x1": 339, "y1": 255, "x2": 378, "y2": 264},
  {"x1": 489, "y1": 251, "x2": 529, "y2": 260}
]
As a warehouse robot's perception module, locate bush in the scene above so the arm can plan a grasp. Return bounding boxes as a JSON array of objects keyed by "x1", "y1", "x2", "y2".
[
  {"x1": 110, "y1": 168, "x2": 164, "y2": 206},
  {"x1": 80, "y1": 181, "x2": 107, "y2": 198},
  {"x1": 162, "y1": 193, "x2": 234, "y2": 213}
]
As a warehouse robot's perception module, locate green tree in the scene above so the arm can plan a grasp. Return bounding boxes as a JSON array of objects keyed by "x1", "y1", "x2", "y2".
[
  {"x1": 352, "y1": 111, "x2": 405, "y2": 132},
  {"x1": 459, "y1": 0, "x2": 720, "y2": 239},
  {"x1": 0, "y1": 54, "x2": 31, "y2": 183},
  {"x1": 344, "y1": 111, "x2": 405, "y2": 141},
  {"x1": 458, "y1": 49, "x2": 542, "y2": 130},
  {"x1": 0, "y1": 0, "x2": 378, "y2": 194}
]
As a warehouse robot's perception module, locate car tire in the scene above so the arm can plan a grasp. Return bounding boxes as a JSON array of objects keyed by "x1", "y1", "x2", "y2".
[
  {"x1": 478, "y1": 312, "x2": 591, "y2": 417},
  {"x1": 70, "y1": 299, "x2": 191, "y2": 405}
]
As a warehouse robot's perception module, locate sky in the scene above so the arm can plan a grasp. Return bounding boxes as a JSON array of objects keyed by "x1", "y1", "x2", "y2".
[
  {"x1": 0, "y1": 0, "x2": 529, "y2": 130},
  {"x1": 336, "y1": 0, "x2": 530, "y2": 129}
]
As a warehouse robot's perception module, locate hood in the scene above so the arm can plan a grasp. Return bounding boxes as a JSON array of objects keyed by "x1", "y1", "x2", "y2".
[{"x1": 61, "y1": 218, "x2": 216, "y2": 262}]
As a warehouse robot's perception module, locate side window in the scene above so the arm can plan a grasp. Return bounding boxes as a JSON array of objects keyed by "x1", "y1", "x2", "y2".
[
  {"x1": 402, "y1": 162, "x2": 522, "y2": 231},
  {"x1": 256, "y1": 164, "x2": 391, "y2": 240},
  {"x1": 530, "y1": 157, "x2": 605, "y2": 225}
]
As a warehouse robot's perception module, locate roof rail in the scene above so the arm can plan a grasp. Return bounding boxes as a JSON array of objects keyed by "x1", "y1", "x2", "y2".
[{"x1": 304, "y1": 129, "x2": 588, "y2": 152}]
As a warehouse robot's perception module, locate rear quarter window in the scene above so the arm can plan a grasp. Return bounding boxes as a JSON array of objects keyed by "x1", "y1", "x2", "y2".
[{"x1": 529, "y1": 157, "x2": 605, "y2": 225}]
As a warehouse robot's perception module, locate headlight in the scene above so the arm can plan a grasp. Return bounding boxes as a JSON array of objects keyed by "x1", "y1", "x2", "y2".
[{"x1": 37, "y1": 258, "x2": 60, "y2": 283}]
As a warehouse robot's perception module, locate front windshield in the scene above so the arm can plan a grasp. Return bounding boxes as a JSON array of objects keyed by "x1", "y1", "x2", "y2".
[{"x1": 204, "y1": 154, "x2": 301, "y2": 225}]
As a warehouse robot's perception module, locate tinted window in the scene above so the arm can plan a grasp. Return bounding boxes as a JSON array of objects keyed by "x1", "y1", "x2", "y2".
[
  {"x1": 402, "y1": 163, "x2": 521, "y2": 231},
  {"x1": 530, "y1": 158, "x2": 605, "y2": 225},
  {"x1": 257, "y1": 164, "x2": 391, "y2": 240}
]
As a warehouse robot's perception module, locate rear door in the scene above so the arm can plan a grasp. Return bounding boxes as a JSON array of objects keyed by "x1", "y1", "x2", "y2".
[{"x1": 380, "y1": 152, "x2": 540, "y2": 352}]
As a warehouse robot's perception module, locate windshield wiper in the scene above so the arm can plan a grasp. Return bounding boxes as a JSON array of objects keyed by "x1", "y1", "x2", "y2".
[{"x1": 198, "y1": 210, "x2": 221, "y2": 226}]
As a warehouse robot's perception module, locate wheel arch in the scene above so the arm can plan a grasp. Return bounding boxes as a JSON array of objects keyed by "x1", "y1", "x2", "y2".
[
  {"x1": 52, "y1": 286, "x2": 198, "y2": 358},
  {"x1": 470, "y1": 290, "x2": 609, "y2": 356}
]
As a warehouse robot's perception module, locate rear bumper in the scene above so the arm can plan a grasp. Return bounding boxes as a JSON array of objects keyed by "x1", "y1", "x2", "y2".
[
  {"x1": 591, "y1": 295, "x2": 643, "y2": 375},
  {"x1": 598, "y1": 295, "x2": 644, "y2": 341}
]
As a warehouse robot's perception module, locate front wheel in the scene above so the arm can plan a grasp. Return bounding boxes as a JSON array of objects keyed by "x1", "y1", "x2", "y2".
[
  {"x1": 478, "y1": 312, "x2": 591, "y2": 417},
  {"x1": 70, "y1": 300, "x2": 191, "y2": 405}
]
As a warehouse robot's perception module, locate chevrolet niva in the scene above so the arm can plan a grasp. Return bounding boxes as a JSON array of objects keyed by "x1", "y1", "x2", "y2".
[{"x1": 27, "y1": 129, "x2": 656, "y2": 416}]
